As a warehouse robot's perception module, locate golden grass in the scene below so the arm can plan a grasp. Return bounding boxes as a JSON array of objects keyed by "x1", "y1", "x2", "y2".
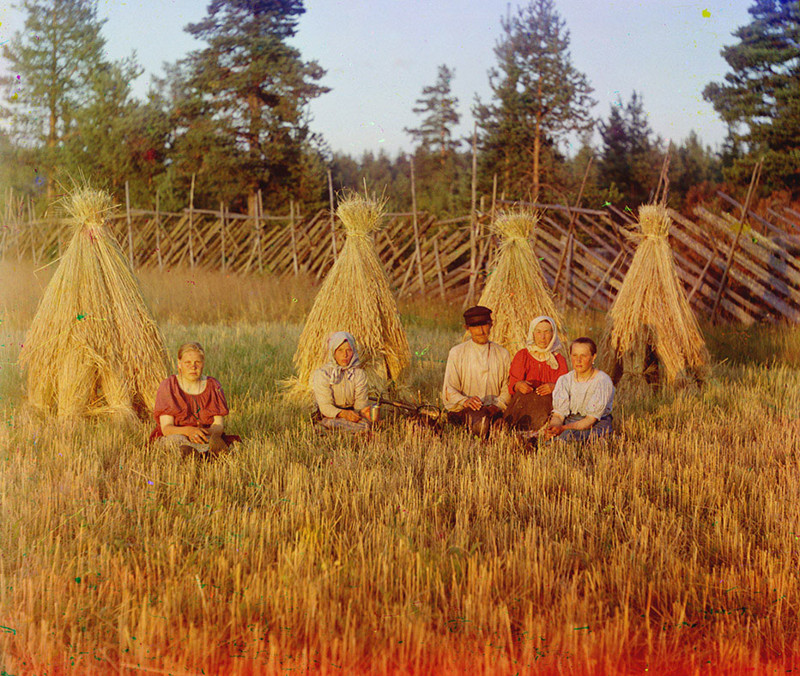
[
  {"x1": 601, "y1": 204, "x2": 710, "y2": 395},
  {"x1": 17, "y1": 187, "x2": 170, "y2": 420},
  {"x1": 288, "y1": 193, "x2": 410, "y2": 400},
  {"x1": 1, "y1": 269, "x2": 799, "y2": 674},
  {"x1": 475, "y1": 210, "x2": 566, "y2": 356}
]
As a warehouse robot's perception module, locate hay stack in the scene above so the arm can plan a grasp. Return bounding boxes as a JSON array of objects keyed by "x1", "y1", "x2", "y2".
[
  {"x1": 600, "y1": 204, "x2": 709, "y2": 394},
  {"x1": 287, "y1": 192, "x2": 410, "y2": 398},
  {"x1": 19, "y1": 187, "x2": 170, "y2": 419},
  {"x1": 473, "y1": 209, "x2": 565, "y2": 356}
]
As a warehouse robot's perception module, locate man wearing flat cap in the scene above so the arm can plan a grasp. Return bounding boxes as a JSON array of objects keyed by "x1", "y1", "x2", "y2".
[{"x1": 441, "y1": 305, "x2": 511, "y2": 438}]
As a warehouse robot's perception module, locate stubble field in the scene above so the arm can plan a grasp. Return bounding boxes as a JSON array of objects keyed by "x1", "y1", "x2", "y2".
[{"x1": 1, "y1": 261, "x2": 799, "y2": 675}]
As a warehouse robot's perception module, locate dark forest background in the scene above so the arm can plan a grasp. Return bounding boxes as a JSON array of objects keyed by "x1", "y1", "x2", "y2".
[{"x1": 1, "y1": 0, "x2": 798, "y2": 217}]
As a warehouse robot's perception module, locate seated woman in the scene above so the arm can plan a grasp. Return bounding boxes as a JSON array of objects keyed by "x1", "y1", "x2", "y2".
[
  {"x1": 311, "y1": 332, "x2": 371, "y2": 434},
  {"x1": 151, "y1": 342, "x2": 239, "y2": 456},
  {"x1": 540, "y1": 337, "x2": 615, "y2": 442},
  {"x1": 504, "y1": 316, "x2": 568, "y2": 434}
]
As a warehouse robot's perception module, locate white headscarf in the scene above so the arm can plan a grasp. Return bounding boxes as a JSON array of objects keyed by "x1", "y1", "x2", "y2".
[
  {"x1": 525, "y1": 316, "x2": 562, "y2": 370},
  {"x1": 324, "y1": 331, "x2": 361, "y2": 384}
]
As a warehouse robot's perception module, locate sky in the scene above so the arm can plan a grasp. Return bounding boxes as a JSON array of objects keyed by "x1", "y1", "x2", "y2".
[{"x1": 0, "y1": 0, "x2": 754, "y2": 158}]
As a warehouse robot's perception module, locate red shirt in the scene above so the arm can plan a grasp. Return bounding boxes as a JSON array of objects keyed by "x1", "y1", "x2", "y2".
[
  {"x1": 508, "y1": 349, "x2": 569, "y2": 394},
  {"x1": 151, "y1": 375, "x2": 229, "y2": 439}
]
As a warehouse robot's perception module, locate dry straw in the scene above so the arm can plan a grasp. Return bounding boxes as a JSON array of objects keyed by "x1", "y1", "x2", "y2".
[
  {"x1": 19, "y1": 186, "x2": 170, "y2": 420},
  {"x1": 600, "y1": 203, "x2": 709, "y2": 394},
  {"x1": 286, "y1": 191, "x2": 410, "y2": 399},
  {"x1": 473, "y1": 209, "x2": 565, "y2": 356}
]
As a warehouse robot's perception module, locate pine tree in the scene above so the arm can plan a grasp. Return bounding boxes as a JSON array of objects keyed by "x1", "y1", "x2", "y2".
[
  {"x1": 1, "y1": 0, "x2": 109, "y2": 202},
  {"x1": 473, "y1": 0, "x2": 595, "y2": 201},
  {"x1": 405, "y1": 64, "x2": 461, "y2": 160},
  {"x1": 170, "y1": 0, "x2": 330, "y2": 212},
  {"x1": 703, "y1": 0, "x2": 800, "y2": 194}
]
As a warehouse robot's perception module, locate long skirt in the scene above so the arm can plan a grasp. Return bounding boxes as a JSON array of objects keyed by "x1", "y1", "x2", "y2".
[
  {"x1": 503, "y1": 391, "x2": 553, "y2": 431},
  {"x1": 557, "y1": 415, "x2": 613, "y2": 442},
  {"x1": 157, "y1": 433, "x2": 241, "y2": 456}
]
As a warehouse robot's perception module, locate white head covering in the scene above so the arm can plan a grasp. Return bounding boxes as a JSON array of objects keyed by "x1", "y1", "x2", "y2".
[
  {"x1": 525, "y1": 316, "x2": 562, "y2": 370},
  {"x1": 324, "y1": 331, "x2": 361, "y2": 384}
]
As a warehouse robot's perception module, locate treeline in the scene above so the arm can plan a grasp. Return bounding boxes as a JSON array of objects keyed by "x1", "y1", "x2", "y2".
[{"x1": 1, "y1": 0, "x2": 798, "y2": 218}]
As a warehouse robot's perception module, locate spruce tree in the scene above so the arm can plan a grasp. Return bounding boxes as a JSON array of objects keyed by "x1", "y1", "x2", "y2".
[
  {"x1": 405, "y1": 64, "x2": 461, "y2": 160},
  {"x1": 703, "y1": 0, "x2": 800, "y2": 193}
]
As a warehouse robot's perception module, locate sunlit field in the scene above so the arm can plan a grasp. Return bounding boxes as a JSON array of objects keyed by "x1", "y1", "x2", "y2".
[{"x1": 1, "y1": 261, "x2": 799, "y2": 675}]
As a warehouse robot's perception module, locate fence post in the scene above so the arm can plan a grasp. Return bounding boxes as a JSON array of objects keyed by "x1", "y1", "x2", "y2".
[
  {"x1": 466, "y1": 123, "x2": 478, "y2": 307},
  {"x1": 31, "y1": 197, "x2": 39, "y2": 265},
  {"x1": 290, "y1": 198, "x2": 299, "y2": 275},
  {"x1": 409, "y1": 156, "x2": 425, "y2": 294},
  {"x1": 125, "y1": 181, "x2": 134, "y2": 267},
  {"x1": 256, "y1": 189, "x2": 264, "y2": 273},
  {"x1": 0, "y1": 188, "x2": 8, "y2": 263},
  {"x1": 188, "y1": 173, "x2": 196, "y2": 270},
  {"x1": 29, "y1": 197, "x2": 47, "y2": 261},
  {"x1": 433, "y1": 233, "x2": 446, "y2": 300},
  {"x1": 554, "y1": 157, "x2": 592, "y2": 308},
  {"x1": 220, "y1": 201, "x2": 226, "y2": 273},
  {"x1": 327, "y1": 169, "x2": 337, "y2": 259},
  {"x1": 155, "y1": 191, "x2": 163, "y2": 271},
  {"x1": 711, "y1": 159, "x2": 763, "y2": 322}
]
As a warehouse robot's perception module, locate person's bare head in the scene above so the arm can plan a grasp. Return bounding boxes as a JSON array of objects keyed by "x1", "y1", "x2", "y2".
[
  {"x1": 570, "y1": 337, "x2": 597, "y2": 375},
  {"x1": 177, "y1": 342, "x2": 205, "y2": 382}
]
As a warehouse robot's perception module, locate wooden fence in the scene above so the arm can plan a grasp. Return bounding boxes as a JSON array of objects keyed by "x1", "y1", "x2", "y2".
[{"x1": 2, "y1": 193, "x2": 800, "y2": 324}]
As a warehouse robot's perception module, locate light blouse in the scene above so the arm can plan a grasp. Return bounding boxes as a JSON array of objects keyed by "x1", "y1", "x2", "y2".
[{"x1": 551, "y1": 370, "x2": 614, "y2": 422}]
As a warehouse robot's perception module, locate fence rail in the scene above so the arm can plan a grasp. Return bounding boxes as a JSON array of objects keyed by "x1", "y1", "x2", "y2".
[{"x1": 2, "y1": 194, "x2": 800, "y2": 324}]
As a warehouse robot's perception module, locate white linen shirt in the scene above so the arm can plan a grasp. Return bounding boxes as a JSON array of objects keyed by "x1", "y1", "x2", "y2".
[
  {"x1": 551, "y1": 370, "x2": 614, "y2": 422},
  {"x1": 442, "y1": 340, "x2": 511, "y2": 412},
  {"x1": 311, "y1": 364, "x2": 369, "y2": 419}
]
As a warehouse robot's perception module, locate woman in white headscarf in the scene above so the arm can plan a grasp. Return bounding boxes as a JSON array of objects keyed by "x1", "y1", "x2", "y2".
[
  {"x1": 311, "y1": 331, "x2": 371, "y2": 433},
  {"x1": 504, "y1": 316, "x2": 568, "y2": 433}
]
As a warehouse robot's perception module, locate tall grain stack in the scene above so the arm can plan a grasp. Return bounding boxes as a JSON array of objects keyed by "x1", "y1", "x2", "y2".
[
  {"x1": 600, "y1": 204, "x2": 709, "y2": 395},
  {"x1": 19, "y1": 186, "x2": 170, "y2": 420},
  {"x1": 287, "y1": 192, "x2": 410, "y2": 398},
  {"x1": 474, "y1": 209, "x2": 565, "y2": 356}
]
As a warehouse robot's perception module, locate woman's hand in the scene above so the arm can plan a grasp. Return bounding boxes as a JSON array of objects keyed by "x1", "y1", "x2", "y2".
[
  {"x1": 183, "y1": 427, "x2": 208, "y2": 444},
  {"x1": 535, "y1": 382, "x2": 555, "y2": 396},
  {"x1": 338, "y1": 409, "x2": 362, "y2": 423},
  {"x1": 515, "y1": 381, "x2": 533, "y2": 395},
  {"x1": 359, "y1": 406, "x2": 372, "y2": 420},
  {"x1": 539, "y1": 425, "x2": 563, "y2": 440}
]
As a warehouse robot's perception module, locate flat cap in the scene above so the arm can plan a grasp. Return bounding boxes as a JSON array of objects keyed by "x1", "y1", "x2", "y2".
[{"x1": 463, "y1": 305, "x2": 493, "y2": 326}]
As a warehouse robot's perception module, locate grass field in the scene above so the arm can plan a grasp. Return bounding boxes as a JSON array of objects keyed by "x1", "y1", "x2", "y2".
[{"x1": 1, "y1": 261, "x2": 799, "y2": 675}]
